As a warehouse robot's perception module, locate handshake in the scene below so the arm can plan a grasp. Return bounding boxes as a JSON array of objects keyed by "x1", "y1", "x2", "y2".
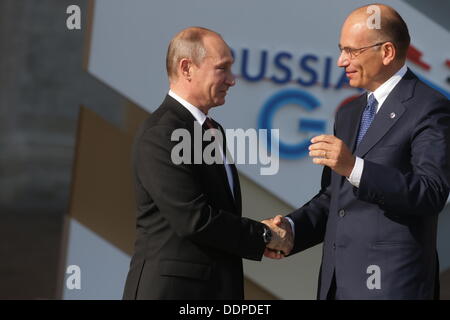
[{"x1": 261, "y1": 215, "x2": 294, "y2": 259}]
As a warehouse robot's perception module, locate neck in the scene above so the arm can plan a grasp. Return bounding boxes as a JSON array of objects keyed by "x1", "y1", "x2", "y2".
[
  {"x1": 170, "y1": 84, "x2": 209, "y2": 115},
  {"x1": 368, "y1": 61, "x2": 404, "y2": 92}
]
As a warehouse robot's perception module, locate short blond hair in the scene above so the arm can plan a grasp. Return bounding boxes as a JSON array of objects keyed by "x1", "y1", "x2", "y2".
[{"x1": 166, "y1": 27, "x2": 220, "y2": 80}]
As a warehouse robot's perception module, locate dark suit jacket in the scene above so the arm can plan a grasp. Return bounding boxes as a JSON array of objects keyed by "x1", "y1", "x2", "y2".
[
  {"x1": 123, "y1": 95, "x2": 266, "y2": 300},
  {"x1": 288, "y1": 70, "x2": 450, "y2": 299}
]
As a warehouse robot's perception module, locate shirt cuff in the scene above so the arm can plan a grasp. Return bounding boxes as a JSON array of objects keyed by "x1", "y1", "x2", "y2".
[
  {"x1": 284, "y1": 217, "x2": 295, "y2": 239},
  {"x1": 347, "y1": 156, "x2": 364, "y2": 188}
]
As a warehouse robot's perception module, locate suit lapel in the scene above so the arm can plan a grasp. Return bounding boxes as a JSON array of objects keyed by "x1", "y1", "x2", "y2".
[
  {"x1": 216, "y1": 123, "x2": 241, "y2": 213},
  {"x1": 354, "y1": 70, "x2": 416, "y2": 158},
  {"x1": 339, "y1": 94, "x2": 367, "y2": 152},
  {"x1": 354, "y1": 98, "x2": 405, "y2": 157},
  {"x1": 201, "y1": 120, "x2": 239, "y2": 213},
  {"x1": 335, "y1": 94, "x2": 366, "y2": 187},
  {"x1": 229, "y1": 160, "x2": 242, "y2": 214},
  {"x1": 165, "y1": 95, "x2": 239, "y2": 212}
]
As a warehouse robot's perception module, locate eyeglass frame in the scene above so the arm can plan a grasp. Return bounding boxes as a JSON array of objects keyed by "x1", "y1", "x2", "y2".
[{"x1": 338, "y1": 41, "x2": 390, "y2": 59}]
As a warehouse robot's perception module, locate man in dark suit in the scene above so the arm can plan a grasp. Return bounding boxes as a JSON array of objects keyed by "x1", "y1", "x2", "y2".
[
  {"x1": 267, "y1": 4, "x2": 450, "y2": 299},
  {"x1": 123, "y1": 27, "x2": 292, "y2": 300}
]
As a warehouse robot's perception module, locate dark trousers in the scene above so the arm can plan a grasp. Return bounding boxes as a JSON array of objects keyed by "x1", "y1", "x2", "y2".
[{"x1": 326, "y1": 271, "x2": 339, "y2": 300}]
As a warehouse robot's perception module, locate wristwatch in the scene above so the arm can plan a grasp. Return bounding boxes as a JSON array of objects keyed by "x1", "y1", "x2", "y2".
[{"x1": 262, "y1": 225, "x2": 272, "y2": 244}]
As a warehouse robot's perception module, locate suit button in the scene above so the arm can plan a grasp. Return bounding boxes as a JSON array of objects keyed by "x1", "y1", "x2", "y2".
[
  {"x1": 332, "y1": 243, "x2": 336, "y2": 250},
  {"x1": 339, "y1": 209, "x2": 346, "y2": 217}
]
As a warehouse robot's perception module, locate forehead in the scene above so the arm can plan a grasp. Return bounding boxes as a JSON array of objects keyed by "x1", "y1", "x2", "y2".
[
  {"x1": 203, "y1": 35, "x2": 233, "y2": 63},
  {"x1": 340, "y1": 17, "x2": 377, "y2": 47}
]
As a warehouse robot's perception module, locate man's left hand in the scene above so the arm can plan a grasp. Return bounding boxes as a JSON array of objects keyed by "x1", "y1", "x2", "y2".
[{"x1": 309, "y1": 135, "x2": 355, "y2": 177}]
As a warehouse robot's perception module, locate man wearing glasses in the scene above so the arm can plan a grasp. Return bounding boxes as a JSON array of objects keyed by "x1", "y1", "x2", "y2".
[{"x1": 266, "y1": 4, "x2": 450, "y2": 299}]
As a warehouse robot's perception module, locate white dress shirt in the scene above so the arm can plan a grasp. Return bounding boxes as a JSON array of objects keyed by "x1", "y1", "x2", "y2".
[{"x1": 168, "y1": 90, "x2": 235, "y2": 198}]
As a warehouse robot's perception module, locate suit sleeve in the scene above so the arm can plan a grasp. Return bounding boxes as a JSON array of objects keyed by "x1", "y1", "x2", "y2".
[
  {"x1": 356, "y1": 98, "x2": 450, "y2": 215},
  {"x1": 286, "y1": 166, "x2": 331, "y2": 254},
  {"x1": 135, "y1": 125, "x2": 266, "y2": 261}
]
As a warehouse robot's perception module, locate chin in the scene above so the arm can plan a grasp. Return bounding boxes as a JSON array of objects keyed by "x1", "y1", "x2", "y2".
[{"x1": 348, "y1": 79, "x2": 361, "y2": 88}]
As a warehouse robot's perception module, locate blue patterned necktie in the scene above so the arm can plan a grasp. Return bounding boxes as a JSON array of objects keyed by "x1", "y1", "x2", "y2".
[{"x1": 356, "y1": 93, "x2": 378, "y2": 145}]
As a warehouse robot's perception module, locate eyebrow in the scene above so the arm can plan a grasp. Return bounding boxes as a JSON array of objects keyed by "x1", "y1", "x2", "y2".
[{"x1": 216, "y1": 58, "x2": 234, "y2": 66}]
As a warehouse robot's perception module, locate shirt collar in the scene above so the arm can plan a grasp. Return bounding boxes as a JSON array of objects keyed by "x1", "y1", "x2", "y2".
[
  {"x1": 368, "y1": 64, "x2": 407, "y2": 109},
  {"x1": 168, "y1": 90, "x2": 208, "y2": 125}
]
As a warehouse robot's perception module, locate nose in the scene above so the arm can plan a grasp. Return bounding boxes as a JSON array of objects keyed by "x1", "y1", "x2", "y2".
[
  {"x1": 337, "y1": 51, "x2": 350, "y2": 68},
  {"x1": 227, "y1": 72, "x2": 236, "y2": 87}
]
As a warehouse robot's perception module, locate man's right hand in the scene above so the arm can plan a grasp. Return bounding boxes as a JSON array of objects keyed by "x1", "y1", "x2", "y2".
[{"x1": 261, "y1": 215, "x2": 294, "y2": 259}]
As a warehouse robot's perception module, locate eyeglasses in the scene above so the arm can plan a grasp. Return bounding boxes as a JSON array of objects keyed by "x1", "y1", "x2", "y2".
[{"x1": 338, "y1": 42, "x2": 387, "y2": 59}]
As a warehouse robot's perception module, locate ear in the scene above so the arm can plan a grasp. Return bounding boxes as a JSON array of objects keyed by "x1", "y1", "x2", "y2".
[
  {"x1": 381, "y1": 42, "x2": 396, "y2": 65},
  {"x1": 179, "y1": 58, "x2": 192, "y2": 81}
]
